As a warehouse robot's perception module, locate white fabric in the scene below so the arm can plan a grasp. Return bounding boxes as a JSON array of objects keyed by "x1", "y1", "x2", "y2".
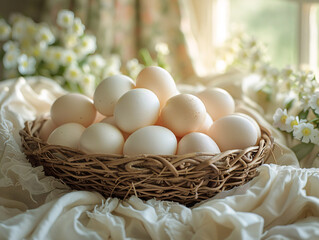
[{"x1": 0, "y1": 77, "x2": 319, "y2": 239}]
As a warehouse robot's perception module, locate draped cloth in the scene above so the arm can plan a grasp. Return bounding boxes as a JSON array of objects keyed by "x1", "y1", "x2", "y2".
[{"x1": 1, "y1": 76, "x2": 319, "y2": 239}]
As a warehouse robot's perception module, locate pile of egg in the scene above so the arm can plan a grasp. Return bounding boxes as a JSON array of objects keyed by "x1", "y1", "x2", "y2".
[{"x1": 40, "y1": 66, "x2": 261, "y2": 155}]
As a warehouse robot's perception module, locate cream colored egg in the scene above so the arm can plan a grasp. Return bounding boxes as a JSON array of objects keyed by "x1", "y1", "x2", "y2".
[
  {"x1": 114, "y1": 88, "x2": 160, "y2": 133},
  {"x1": 233, "y1": 113, "x2": 261, "y2": 140},
  {"x1": 79, "y1": 123, "x2": 124, "y2": 154},
  {"x1": 51, "y1": 93, "x2": 97, "y2": 127},
  {"x1": 123, "y1": 125, "x2": 177, "y2": 155},
  {"x1": 135, "y1": 66, "x2": 177, "y2": 107},
  {"x1": 207, "y1": 115, "x2": 258, "y2": 152},
  {"x1": 160, "y1": 93, "x2": 206, "y2": 137},
  {"x1": 47, "y1": 123, "x2": 85, "y2": 149},
  {"x1": 100, "y1": 116, "x2": 116, "y2": 126},
  {"x1": 93, "y1": 75, "x2": 135, "y2": 116},
  {"x1": 177, "y1": 132, "x2": 220, "y2": 154},
  {"x1": 196, "y1": 113, "x2": 213, "y2": 134},
  {"x1": 100, "y1": 116, "x2": 130, "y2": 139},
  {"x1": 39, "y1": 119, "x2": 57, "y2": 142},
  {"x1": 196, "y1": 88, "x2": 235, "y2": 120}
]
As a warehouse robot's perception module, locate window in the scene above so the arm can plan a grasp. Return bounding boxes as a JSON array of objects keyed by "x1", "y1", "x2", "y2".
[{"x1": 230, "y1": 0, "x2": 319, "y2": 72}]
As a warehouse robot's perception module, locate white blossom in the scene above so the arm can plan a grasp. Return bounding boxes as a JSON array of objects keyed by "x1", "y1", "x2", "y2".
[
  {"x1": 46, "y1": 46, "x2": 64, "y2": 64},
  {"x1": 155, "y1": 42, "x2": 169, "y2": 55},
  {"x1": 12, "y1": 20, "x2": 26, "y2": 40},
  {"x1": 293, "y1": 122, "x2": 316, "y2": 144},
  {"x1": 106, "y1": 54, "x2": 121, "y2": 69},
  {"x1": 77, "y1": 35, "x2": 96, "y2": 55},
  {"x1": 17, "y1": 54, "x2": 36, "y2": 75},
  {"x1": 0, "y1": 19, "x2": 11, "y2": 41},
  {"x1": 273, "y1": 108, "x2": 289, "y2": 131},
  {"x1": 126, "y1": 58, "x2": 143, "y2": 79},
  {"x1": 3, "y1": 41, "x2": 19, "y2": 52},
  {"x1": 62, "y1": 49, "x2": 77, "y2": 66},
  {"x1": 87, "y1": 54, "x2": 106, "y2": 73},
  {"x1": 64, "y1": 64, "x2": 82, "y2": 82},
  {"x1": 3, "y1": 50, "x2": 20, "y2": 68},
  {"x1": 57, "y1": 10, "x2": 74, "y2": 28},
  {"x1": 309, "y1": 92, "x2": 319, "y2": 115},
  {"x1": 36, "y1": 26, "x2": 55, "y2": 45},
  {"x1": 62, "y1": 33, "x2": 78, "y2": 48},
  {"x1": 285, "y1": 116, "x2": 305, "y2": 133},
  {"x1": 71, "y1": 17, "x2": 85, "y2": 36},
  {"x1": 80, "y1": 74, "x2": 96, "y2": 96}
]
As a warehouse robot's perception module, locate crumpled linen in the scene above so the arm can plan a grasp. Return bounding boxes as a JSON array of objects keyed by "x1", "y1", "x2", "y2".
[{"x1": 0, "y1": 77, "x2": 319, "y2": 240}]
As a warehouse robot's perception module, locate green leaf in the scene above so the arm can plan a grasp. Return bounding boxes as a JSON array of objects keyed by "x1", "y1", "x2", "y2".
[
  {"x1": 298, "y1": 109, "x2": 309, "y2": 119},
  {"x1": 139, "y1": 48, "x2": 154, "y2": 66},
  {"x1": 285, "y1": 99, "x2": 294, "y2": 111},
  {"x1": 291, "y1": 142, "x2": 314, "y2": 160}
]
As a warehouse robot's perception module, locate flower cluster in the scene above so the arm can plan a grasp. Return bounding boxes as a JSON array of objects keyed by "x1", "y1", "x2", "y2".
[
  {"x1": 217, "y1": 30, "x2": 319, "y2": 159},
  {"x1": 0, "y1": 10, "x2": 170, "y2": 96}
]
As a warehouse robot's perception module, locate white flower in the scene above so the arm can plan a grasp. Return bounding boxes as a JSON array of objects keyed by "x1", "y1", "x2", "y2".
[
  {"x1": 102, "y1": 66, "x2": 121, "y2": 78},
  {"x1": 126, "y1": 58, "x2": 143, "y2": 79},
  {"x1": 78, "y1": 35, "x2": 96, "y2": 55},
  {"x1": 25, "y1": 19, "x2": 37, "y2": 36},
  {"x1": 18, "y1": 54, "x2": 36, "y2": 75},
  {"x1": 80, "y1": 74, "x2": 96, "y2": 96},
  {"x1": 293, "y1": 122, "x2": 316, "y2": 144},
  {"x1": 46, "y1": 46, "x2": 64, "y2": 64},
  {"x1": 30, "y1": 42, "x2": 47, "y2": 59},
  {"x1": 64, "y1": 64, "x2": 82, "y2": 82},
  {"x1": 0, "y1": 19, "x2": 11, "y2": 41},
  {"x1": 309, "y1": 92, "x2": 319, "y2": 115},
  {"x1": 3, "y1": 41, "x2": 19, "y2": 52},
  {"x1": 62, "y1": 50, "x2": 76, "y2": 66},
  {"x1": 57, "y1": 10, "x2": 74, "y2": 28},
  {"x1": 87, "y1": 54, "x2": 106, "y2": 73},
  {"x1": 36, "y1": 26, "x2": 55, "y2": 45},
  {"x1": 12, "y1": 20, "x2": 26, "y2": 40},
  {"x1": 285, "y1": 116, "x2": 305, "y2": 133},
  {"x1": 273, "y1": 108, "x2": 289, "y2": 131},
  {"x1": 62, "y1": 33, "x2": 78, "y2": 48},
  {"x1": 155, "y1": 42, "x2": 169, "y2": 55},
  {"x1": 106, "y1": 54, "x2": 121, "y2": 69},
  {"x1": 3, "y1": 50, "x2": 20, "y2": 68},
  {"x1": 71, "y1": 17, "x2": 85, "y2": 36}
]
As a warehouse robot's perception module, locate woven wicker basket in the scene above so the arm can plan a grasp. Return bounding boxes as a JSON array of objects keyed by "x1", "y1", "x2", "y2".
[{"x1": 20, "y1": 117, "x2": 274, "y2": 206}]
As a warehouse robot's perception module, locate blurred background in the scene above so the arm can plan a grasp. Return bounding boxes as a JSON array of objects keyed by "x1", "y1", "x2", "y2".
[{"x1": 0, "y1": 0, "x2": 318, "y2": 85}]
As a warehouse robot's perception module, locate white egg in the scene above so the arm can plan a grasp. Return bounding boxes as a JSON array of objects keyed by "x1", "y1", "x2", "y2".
[
  {"x1": 51, "y1": 93, "x2": 97, "y2": 127},
  {"x1": 79, "y1": 123, "x2": 124, "y2": 154},
  {"x1": 160, "y1": 93, "x2": 206, "y2": 137},
  {"x1": 208, "y1": 115, "x2": 258, "y2": 151},
  {"x1": 39, "y1": 118, "x2": 57, "y2": 141},
  {"x1": 123, "y1": 125, "x2": 177, "y2": 155},
  {"x1": 135, "y1": 66, "x2": 177, "y2": 107},
  {"x1": 177, "y1": 132, "x2": 220, "y2": 154},
  {"x1": 93, "y1": 75, "x2": 135, "y2": 116},
  {"x1": 196, "y1": 88, "x2": 235, "y2": 120},
  {"x1": 114, "y1": 88, "x2": 160, "y2": 133},
  {"x1": 196, "y1": 113, "x2": 213, "y2": 134},
  {"x1": 47, "y1": 123, "x2": 85, "y2": 149},
  {"x1": 232, "y1": 113, "x2": 261, "y2": 140}
]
